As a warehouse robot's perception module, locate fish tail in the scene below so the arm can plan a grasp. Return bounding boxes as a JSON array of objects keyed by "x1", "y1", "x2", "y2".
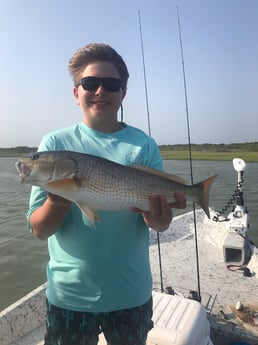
[{"x1": 195, "y1": 175, "x2": 217, "y2": 219}]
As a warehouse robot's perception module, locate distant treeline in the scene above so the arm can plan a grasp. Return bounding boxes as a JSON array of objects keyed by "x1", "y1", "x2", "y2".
[
  {"x1": 159, "y1": 142, "x2": 258, "y2": 152},
  {"x1": 0, "y1": 142, "x2": 257, "y2": 157},
  {"x1": 0, "y1": 146, "x2": 37, "y2": 156}
]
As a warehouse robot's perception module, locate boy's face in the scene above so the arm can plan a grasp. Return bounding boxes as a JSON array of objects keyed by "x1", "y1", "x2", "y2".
[{"x1": 73, "y1": 61, "x2": 126, "y2": 132}]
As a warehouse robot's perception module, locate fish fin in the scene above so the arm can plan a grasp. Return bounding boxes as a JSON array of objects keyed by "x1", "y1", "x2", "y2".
[
  {"x1": 46, "y1": 179, "x2": 99, "y2": 227},
  {"x1": 76, "y1": 202, "x2": 100, "y2": 227},
  {"x1": 195, "y1": 175, "x2": 218, "y2": 219},
  {"x1": 129, "y1": 165, "x2": 186, "y2": 184},
  {"x1": 46, "y1": 178, "x2": 78, "y2": 191}
]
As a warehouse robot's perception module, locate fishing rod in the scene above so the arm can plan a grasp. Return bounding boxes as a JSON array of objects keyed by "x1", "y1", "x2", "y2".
[
  {"x1": 176, "y1": 6, "x2": 202, "y2": 302},
  {"x1": 138, "y1": 10, "x2": 152, "y2": 137},
  {"x1": 138, "y1": 10, "x2": 164, "y2": 293}
]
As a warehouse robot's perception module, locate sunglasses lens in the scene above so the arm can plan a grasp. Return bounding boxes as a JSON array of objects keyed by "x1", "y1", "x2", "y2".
[
  {"x1": 102, "y1": 78, "x2": 122, "y2": 92},
  {"x1": 81, "y1": 78, "x2": 100, "y2": 91},
  {"x1": 80, "y1": 77, "x2": 122, "y2": 92}
]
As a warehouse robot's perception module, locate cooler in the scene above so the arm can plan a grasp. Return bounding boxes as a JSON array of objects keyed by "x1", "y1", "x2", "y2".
[{"x1": 147, "y1": 291, "x2": 213, "y2": 345}]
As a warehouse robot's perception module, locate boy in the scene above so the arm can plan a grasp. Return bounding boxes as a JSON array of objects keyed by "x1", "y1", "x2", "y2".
[{"x1": 27, "y1": 43, "x2": 186, "y2": 345}]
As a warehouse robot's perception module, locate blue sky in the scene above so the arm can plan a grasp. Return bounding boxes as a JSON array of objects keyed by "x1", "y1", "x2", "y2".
[{"x1": 1, "y1": 0, "x2": 258, "y2": 147}]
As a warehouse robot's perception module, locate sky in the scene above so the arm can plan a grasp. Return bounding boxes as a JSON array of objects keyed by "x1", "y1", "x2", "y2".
[{"x1": 0, "y1": 0, "x2": 258, "y2": 147}]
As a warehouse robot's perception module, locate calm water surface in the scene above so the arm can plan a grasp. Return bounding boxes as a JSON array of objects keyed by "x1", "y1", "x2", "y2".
[{"x1": 0, "y1": 157, "x2": 257, "y2": 311}]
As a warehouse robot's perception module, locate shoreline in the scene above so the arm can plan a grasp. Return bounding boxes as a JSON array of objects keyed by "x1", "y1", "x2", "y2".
[
  {"x1": 1, "y1": 151, "x2": 258, "y2": 162},
  {"x1": 1, "y1": 142, "x2": 257, "y2": 161}
]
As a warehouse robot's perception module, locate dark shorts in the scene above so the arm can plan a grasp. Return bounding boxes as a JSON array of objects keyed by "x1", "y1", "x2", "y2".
[{"x1": 44, "y1": 298, "x2": 153, "y2": 345}]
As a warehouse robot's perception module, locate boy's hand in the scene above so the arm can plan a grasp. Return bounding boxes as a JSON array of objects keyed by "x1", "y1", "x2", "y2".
[{"x1": 130, "y1": 192, "x2": 186, "y2": 232}]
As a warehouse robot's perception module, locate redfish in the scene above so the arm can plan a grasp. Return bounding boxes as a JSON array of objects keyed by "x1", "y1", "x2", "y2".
[{"x1": 16, "y1": 151, "x2": 217, "y2": 224}]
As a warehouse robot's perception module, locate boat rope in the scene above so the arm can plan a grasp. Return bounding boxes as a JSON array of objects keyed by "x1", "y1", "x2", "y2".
[
  {"x1": 138, "y1": 10, "x2": 164, "y2": 293},
  {"x1": 177, "y1": 7, "x2": 202, "y2": 301}
]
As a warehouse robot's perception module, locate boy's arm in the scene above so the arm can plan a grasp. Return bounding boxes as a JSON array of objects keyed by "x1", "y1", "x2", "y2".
[{"x1": 30, "y1": 194, "x2": 71, "y2": 240}]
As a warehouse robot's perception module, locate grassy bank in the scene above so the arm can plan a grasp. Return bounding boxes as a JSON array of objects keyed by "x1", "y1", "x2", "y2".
[
  {"x1": 0, "y1": 145, "x2": 257, "y2": 162},
  {"x1": 161, "y1": 150, "x2": 258, "y2": 162},
  {"x1": 0, "y1": 147, "x2": 37, "y2": 157}
]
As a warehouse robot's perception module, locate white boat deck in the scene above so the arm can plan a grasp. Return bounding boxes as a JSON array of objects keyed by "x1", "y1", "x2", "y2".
[{"x1": 1, "y1": 209, "x2": 258, "y2": 345}]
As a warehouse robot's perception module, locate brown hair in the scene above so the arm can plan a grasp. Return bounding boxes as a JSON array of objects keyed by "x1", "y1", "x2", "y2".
[{"x1": 68, "y1": 43, "x2": 129, "y2": 90}]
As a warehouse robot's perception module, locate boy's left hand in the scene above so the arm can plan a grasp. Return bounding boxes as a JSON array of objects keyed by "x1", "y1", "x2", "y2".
[{"x1": 130, "y1": 192, "x2": 186, "y2": 232}]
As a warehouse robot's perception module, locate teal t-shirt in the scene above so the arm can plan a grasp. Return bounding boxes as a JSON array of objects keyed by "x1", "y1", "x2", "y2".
[{"x1": 27, "y1": 122, "x2": 163, "y2": 312}]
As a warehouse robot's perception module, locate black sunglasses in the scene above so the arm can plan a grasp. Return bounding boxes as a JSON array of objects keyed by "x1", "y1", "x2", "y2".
[{"x1": 77, "y1": 77, "x2": 122, "y2": 92}]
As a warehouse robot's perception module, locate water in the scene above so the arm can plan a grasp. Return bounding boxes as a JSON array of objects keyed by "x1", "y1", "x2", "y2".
[
  {"x1": 163, "y1": 159, "x2": 258, "y2": 241},
  {"x1": 0, "y1": 157, "x2": 49, "y2": 311},
  {"x1": 0, "y1": 157, "x2": 257, "y2": 311}
]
